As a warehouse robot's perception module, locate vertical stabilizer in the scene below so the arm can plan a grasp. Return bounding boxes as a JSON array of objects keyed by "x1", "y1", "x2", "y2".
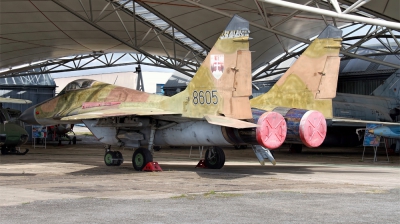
[
  {"x1": 250, "y1": 25, "x2": 343, "y2": 119},
  {"x1": 163, "y1": 15, "x2": 253, "y2": 120},
  {"x1": 371, "y1": 71, "x2": 400, "y2": 98}
]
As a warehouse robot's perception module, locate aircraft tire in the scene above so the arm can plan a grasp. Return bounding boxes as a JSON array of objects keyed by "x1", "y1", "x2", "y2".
[
  {"x1": 72, "y1": 136, "x2": 77, "y2": 145},
  {"x1": 132, "y1": 148, "x2": 153, "y2": 171},
  {"x1": 204, "y1": 146, "x2": 225, "y2": 169},
  {"x1": 114, "y1": 151, "x2": 123, "y2": 166},
  {"x1": 104, "y1": 151, "x2": 115, "y2": 166}
]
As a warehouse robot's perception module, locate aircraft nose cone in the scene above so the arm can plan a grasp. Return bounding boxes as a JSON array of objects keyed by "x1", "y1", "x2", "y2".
[{"x1": 19, "y1": 105, "x2": 39, "y2": 125}]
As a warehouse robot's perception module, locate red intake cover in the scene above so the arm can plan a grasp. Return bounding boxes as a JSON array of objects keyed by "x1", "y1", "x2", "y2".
[
  {"x1": 299, "y1": 110, "x2": 327, "y2": 148},
  {"x1": 256, "y1": 111, "x2": 287, "y2": 149}
]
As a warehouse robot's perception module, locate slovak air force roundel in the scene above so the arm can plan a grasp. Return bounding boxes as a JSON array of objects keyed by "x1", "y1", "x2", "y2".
[{"x1": 210, "y1": 54, "x2": 224, "y2": 79}]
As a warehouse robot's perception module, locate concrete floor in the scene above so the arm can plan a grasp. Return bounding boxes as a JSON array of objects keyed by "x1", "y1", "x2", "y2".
[{"x1": 0, "y1": 136, "x2": 399, "y2": 223}]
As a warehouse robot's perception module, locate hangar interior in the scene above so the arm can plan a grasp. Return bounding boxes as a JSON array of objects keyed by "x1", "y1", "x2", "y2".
[{"x1": 0, "y1": 0, "x2": 399, "y2": 147}]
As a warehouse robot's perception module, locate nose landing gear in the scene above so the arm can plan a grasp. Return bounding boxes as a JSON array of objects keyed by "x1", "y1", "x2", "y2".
[{"x1": 104, "y1": 150, "x2": 124, "y2": 166}]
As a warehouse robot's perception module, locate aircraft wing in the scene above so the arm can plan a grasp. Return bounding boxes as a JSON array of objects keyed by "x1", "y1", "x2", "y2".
[
  {"x1": 61, "y1": 107, "x2": 258, "y2": 129},
  {"x1": 330, "y1": 118, "x2": 400, "y2": 127},
  {"x1": 205, "y1": 115, "x2": 258, "y2": 129},
  {"x1": 0, "y1": 97, "x2": 31, "y2": 104},
  {"x1": 60, "y1": 107, "x2": 180, "y2": 121}
]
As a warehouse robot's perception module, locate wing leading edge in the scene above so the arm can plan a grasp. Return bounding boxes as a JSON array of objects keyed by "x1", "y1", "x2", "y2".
[{"x1": 60, "y1": 107, "x2": 179, "y2": 121}]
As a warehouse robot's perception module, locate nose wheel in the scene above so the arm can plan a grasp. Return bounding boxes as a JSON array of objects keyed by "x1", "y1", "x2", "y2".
[
  {"x1": 104, "y1": 151, "x2": 124, "y2": 166},
  {"x1": 204, "y1": 146, "x2": 225, "y2": 169}
]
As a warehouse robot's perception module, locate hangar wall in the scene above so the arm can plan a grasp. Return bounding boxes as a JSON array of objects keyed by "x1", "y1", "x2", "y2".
[
  {"x1": 337, "y1": 78, "x2": 388, "y2": 95},
  {"x1": 0, "y1": 74, "x2": 56, "y2": 113}
]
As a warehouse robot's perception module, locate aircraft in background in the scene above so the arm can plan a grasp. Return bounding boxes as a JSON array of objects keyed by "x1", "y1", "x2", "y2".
[
  {"x1": 48, "y1": 124, "x2": 77, "y2": 145},
  {"x1": 285, "y1": 72, "x2": 400, "y2": 152},
  {"x1": 0, "y1": 97, "x2": 31, "y2": 155},
  {"x1": 327, "y1": 73, "x2": 400, "y2": 145},
  {"x1": 19, "y1": 16, "x2": 342, "y2": 170},
  {"x1": 368, "y1": 125, "x2": 400, "y2": 153}
]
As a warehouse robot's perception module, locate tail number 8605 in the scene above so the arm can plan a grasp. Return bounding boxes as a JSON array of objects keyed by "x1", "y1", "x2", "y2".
[{"x1": 192, "y1": 90, "x2": 218, "y2": 105}]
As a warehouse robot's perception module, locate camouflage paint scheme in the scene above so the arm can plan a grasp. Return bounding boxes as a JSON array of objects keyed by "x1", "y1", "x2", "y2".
[
  {"x1": 250, "y1": 32, "x2": 342, "y2": 119},
  {"x1": 0, "y1": 123, "x2": 28, "y2": 149},
  {"x1": 22, "y1": 15, "x2": 255, "y2": 129},
  {"x1": 0, "y1": 98, "x2": 30, "y2": 154}
]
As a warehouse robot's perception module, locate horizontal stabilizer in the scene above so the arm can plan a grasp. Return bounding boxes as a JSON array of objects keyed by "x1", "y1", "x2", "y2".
[
  {"x1": 205, "y1": 115, "x2": 258, "y2": 129},
  {"x1": 0, "y1": 97, "x2": 31, "y2": 104},
  {"x1": 61, "y1": 108, "x2": 179, "y2": 121},
  {"x1": 331, "y1": 118, "x2": 400, "y2": 126}
]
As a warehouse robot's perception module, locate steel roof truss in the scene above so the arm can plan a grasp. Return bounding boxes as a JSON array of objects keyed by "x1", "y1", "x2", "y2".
[{"x1": 52, "y1": 0, "x2": 197, "y2": 77}]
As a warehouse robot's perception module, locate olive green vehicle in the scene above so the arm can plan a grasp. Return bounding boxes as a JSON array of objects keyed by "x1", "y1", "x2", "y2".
[{"x1": 0, "y1": 97, "x2": 31, "y2": 155}]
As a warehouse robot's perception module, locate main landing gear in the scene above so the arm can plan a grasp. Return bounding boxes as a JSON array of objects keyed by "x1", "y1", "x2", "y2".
[
  {"x1": 104, "y1": 146, "x2": 124, "y2": 166},
  {"x1": 132, "y1": 147, "x2": 153, "y2": 171},
  {"x1": 204, "y1": 146, "x2": 225, "y2": 169}
]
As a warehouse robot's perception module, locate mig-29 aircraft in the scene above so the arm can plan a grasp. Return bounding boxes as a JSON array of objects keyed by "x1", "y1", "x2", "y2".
[
  {"x1": 0, "y1": 97, "x2": 31, "y2": 155},
  {"x1": 19, "y1": 15, "x2": 343, "y2": 170}
]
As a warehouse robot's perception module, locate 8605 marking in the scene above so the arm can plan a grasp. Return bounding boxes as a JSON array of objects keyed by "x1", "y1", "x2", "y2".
[{"x1": 192, "y1": 90, "x2": 218, "y2": 105}]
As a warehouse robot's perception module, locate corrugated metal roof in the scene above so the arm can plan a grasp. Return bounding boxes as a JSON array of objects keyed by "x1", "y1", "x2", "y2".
[{"x1": 2, "y1": 0, "x2": 397, "y2": 74}]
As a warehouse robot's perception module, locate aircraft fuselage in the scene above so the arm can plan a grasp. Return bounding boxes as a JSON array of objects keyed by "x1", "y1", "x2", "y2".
[
  {"x1": 0, "y1": 123, "x2": 29, "y2": 147},
  {"x1": 333, "y1": 92, "x2": 399, "y2": 122}
]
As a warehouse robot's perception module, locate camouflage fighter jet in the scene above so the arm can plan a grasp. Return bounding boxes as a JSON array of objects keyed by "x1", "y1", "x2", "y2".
[
  {"x1": 20, "y1": 15, "x2": 262, "y2": 169},
  {"x1": 19, "y1": 16, "x2": 340, "y2": 170}
]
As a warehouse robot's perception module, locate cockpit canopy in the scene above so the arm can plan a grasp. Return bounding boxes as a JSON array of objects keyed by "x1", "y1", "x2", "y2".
[{"x1": 59, "y1": 79, "x2": 96, "y2": 95}]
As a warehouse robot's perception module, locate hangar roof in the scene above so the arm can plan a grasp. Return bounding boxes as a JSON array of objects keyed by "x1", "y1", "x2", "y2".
[{"x1": 1, "y1": 0, "x2": 399, "y2": 76}]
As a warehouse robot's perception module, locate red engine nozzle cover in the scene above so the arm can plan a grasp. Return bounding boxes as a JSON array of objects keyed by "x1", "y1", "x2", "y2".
[
  {"x1": 299, "y1": 110, "x2": 327, "y2": 148},
  {"x1": 256, "y1": 111, "x2": 287, "y2": 149}
]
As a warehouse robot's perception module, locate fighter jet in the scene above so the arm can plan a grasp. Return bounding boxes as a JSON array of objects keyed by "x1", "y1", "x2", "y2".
[
  {"x1": 19, "y1": 16, "x2": 341, "y2": 170},
  {"x1": 0, "y1": 97, "x2": 31, "y2": 155},
  {"x1": 20, "y1": 15, "x2": 258, "y2": 169}
]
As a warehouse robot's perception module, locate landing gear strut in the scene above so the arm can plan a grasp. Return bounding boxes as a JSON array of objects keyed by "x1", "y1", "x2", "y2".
[
  {"x1": 204, "y1": 146, "x2": 225, "y2": 169},
  {"x1": 104, "y1": 147, "x2": 124, "y2": 166},
  {"x1": 132, "y1": 147, "x2": 153, "y2": 171}
]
